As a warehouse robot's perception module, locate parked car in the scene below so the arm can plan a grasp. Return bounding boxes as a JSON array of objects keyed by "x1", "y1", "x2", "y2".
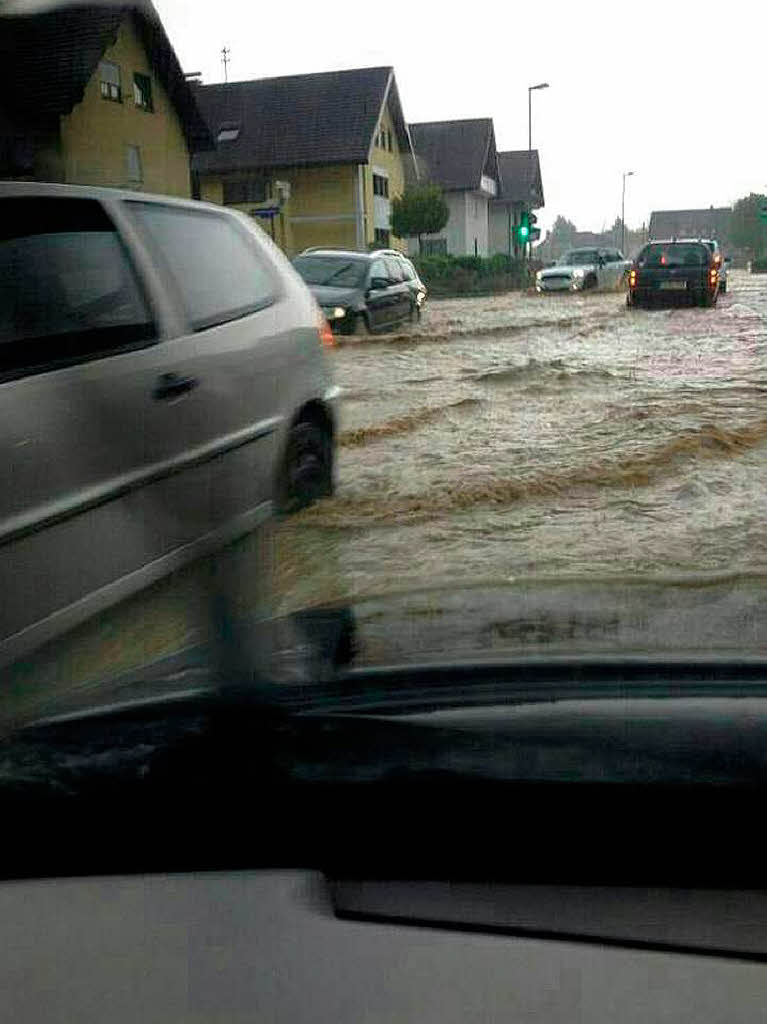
[
  {"x1": 627, "y1": 240, "x2": 720, "y2": 308},
  {"x1": 535, "y1": 247, "x2": 631, "y2": 293},
  {"x1": 371, "y1": 249, "x2": 428, "y2": 314},
  {"x1": 0, "y1": 181, "x2": 338, "y2": 670},
  {"x1": 292, "y1": 250, "x2": 416, "y2": 334}
]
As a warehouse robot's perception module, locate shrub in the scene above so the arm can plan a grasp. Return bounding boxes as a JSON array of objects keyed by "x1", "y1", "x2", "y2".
[{"x1": 410, "y1": 253, "x2": 533, "y2": 294}]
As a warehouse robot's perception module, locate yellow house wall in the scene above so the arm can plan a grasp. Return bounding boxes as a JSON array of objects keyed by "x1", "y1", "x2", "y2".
[
  {"x1": 197, "y1": 100, "x2": 410, "y2": 256},
  {"x1": 198, "y1": 176, "x2": 223, "y2": 204},
  {"x1": 365, "y1": 98, "x2": 407, "y2": 251},
  {"x1": 198, "y1": 164, "x2": 357, "y2": 254},
  {"x1": 286, "y1": 164, "x2": 357, "y2": 255},
  {"x1": 59, "y1": 15, "x2": 191, "y2": 196}
]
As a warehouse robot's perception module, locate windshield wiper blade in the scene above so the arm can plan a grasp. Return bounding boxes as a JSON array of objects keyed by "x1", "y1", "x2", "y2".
[{"x1": 319, "y1": 264, "x2": 353, "y2": 285}]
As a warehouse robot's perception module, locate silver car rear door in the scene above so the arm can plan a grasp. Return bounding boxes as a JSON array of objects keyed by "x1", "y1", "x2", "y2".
[{"x1": 122, "y1": 200, "x2": 285, "y2": 533}]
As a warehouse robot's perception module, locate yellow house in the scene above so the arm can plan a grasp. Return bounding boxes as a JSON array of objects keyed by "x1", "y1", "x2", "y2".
[
  {"x1": 0, "y1": 2, "x2": 211, "y2": 196},
  {"x1": 191, "y1": 67, "x2": 416, "y2": 255}
]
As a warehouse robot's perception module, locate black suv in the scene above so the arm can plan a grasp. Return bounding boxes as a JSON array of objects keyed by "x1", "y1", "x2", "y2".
[
  {"x1": 628, "y1": 240, "x2": 720, "y2": 308},
  {"x1": 292, "y1": 249, "x2": 415, "y2": 334},
  {"x1": 371, "y1": 248, "x2": 428, "y2": 314}
]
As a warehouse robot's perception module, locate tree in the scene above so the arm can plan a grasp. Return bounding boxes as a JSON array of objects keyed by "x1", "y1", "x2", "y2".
[
  {"x1": 549, "y1": 215, "x2": 577, "y2": 241},
  {"x1": 731, "y1": 193, "x2": 767, "y2": 258},
  {"x1": 390, "y1": 185, "x2": 449, "y2": 253}
]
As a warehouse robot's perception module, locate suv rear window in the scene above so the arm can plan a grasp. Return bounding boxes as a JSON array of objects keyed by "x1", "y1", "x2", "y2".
[
  {"x1": 0, "y1": 197, "x2": 154, "y2": 380},
  {"x1": 637, "y1": 243, "x2": 709, "y2": 267},
  {"x1": 292, "y1": 255, "x2": 368, "y2": 288}
]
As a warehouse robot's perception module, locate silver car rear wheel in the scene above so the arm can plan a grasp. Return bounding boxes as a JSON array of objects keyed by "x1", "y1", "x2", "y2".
[{"x1": 277, "y1": 421, "x2": 333, "y2": 513}]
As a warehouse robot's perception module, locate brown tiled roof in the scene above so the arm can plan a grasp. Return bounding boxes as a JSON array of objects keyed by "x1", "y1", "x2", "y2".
[
  {"x1": 192, "y1": 66, "x2": 411, "y2": 173},
  {"x1": 408, "y1": 119, "x2": 498, "y2": 192},
  {"x1": 0, "y1": 2, "x2": 211, "y2": 149}
]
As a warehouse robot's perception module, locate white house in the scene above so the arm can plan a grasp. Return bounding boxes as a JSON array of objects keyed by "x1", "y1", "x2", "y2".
[
  {"x1": 407, "y1": 118, "x2": 500, "y2": 256},
  {"x1": 489, "y1": 149, "x2": 545, "y2": 257}
]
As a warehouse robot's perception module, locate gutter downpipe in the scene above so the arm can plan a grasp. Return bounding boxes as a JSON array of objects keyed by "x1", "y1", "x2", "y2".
[{"x1": 355, "y1": 165, "x2": 366, "y2": 250}]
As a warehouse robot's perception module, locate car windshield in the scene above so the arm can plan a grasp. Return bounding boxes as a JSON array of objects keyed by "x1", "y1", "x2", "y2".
[
  {"x1": 1, "y1": 1, "x2": 766, "y2": 799},
  {"x1": 561, "y1": 250, "x2": 598, "y2": 264},
  {"x1": 638, "y1": 243, "x2": 709, "y2": 267},
  {"x1": 292, "y1": 255, "x2": 367, "y2": 287}
]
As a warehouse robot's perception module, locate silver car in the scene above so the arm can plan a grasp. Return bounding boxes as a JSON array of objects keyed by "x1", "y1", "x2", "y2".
[
  {"x1": 0, "y1": 182, "x2": 338, "y2": 669},
  {"x1": 536, "y1": 247, "x2": 631, "y2": 293}
]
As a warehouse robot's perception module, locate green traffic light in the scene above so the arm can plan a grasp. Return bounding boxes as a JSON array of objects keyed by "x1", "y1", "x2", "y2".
[{"x1": 518, "y1": 225, "x2": 529, "y2": 239}]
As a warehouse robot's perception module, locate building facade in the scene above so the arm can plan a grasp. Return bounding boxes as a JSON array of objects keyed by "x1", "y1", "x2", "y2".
[
  {"x1": 0, "y1": 2, "x2": 210, "y2": 196},
  {"x1": 192, "y1": 66, "x2": 414, "y2": 255},
  {"x1": 489, "y1": 150, "x2": 545, "y2": 257},
  {"x1": 407, "y1": 119, "x2": 500, "y2": 256}
]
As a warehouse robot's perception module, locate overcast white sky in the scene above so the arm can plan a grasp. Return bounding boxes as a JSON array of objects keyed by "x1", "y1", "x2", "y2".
[{"x1": 155, "y1": 0, "x2": 765, "y2": 233}]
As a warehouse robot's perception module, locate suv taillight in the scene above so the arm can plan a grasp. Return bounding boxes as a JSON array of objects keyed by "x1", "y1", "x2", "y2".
[
  {"x1": 629, "y1": 268, "x2": 637, "y2": 288},
  {"x1": 709, "y1": 267, "x2": 718, "y2": 286}
]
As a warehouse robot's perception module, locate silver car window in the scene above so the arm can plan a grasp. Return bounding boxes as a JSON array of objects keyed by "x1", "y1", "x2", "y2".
[
  {"x1": 0, "y1": 196, "x2": 154, "y2": 379},
  {"x1": 129, "y1": 203, "x2": 275, "y2": 332}
]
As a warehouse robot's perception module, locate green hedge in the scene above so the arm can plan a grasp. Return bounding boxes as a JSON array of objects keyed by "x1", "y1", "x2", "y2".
[{"x1": 411, "y1": 254, "x2": 538, "y2": 295}]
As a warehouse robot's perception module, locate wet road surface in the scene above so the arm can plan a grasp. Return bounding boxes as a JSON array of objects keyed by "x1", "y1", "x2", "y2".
[{"x1": 276, "y1": 270, "x2": 767, "y2": 610}]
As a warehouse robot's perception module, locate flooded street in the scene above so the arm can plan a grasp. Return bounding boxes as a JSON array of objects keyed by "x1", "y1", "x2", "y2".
[
  {"x1": 276, "y1": 270, "x2": 767, "y2": 611},
  {"x1": 6, "y1": 271, "x2": 767, "y2": 721}
]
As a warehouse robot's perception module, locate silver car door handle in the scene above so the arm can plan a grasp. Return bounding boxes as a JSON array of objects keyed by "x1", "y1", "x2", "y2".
[{"x1": 153, "y1": 372, "x2": 199, "y2": 401}]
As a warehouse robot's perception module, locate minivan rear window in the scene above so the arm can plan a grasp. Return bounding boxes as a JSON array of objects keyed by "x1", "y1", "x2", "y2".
[{"x1": 637, "y1": 243, "x2": 709, "y2": 267}]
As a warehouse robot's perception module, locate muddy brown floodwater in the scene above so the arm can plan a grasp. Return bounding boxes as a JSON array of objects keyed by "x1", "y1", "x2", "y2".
[
  {"x1": 5, "y1": 272, "x2": 767, "y2": 722},
  {"x1": 275, "y1": 271, "x2": 767, "y2": 613}
]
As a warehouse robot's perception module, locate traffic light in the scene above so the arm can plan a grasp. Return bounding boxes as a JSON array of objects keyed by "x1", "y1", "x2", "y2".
[{"x1": 517, "y1": 212, "x2": 530, "y2": 244}]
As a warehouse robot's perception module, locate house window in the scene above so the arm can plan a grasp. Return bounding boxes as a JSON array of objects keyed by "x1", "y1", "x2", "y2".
[
  {"x1": 217, "y1": 122, "x2": 241, "y2": 143},
  {"x1": 387, "y1": 130, "x2": 393, "y2": 152},
  {"x1": 374, "y1": 228, "x2": 390, "y2": 247},
  {"x1": 125, "y1": 145, "x2": 142, "y2": 183},
  {"x1": 133, "y1": 72, "x2": 153, "y2": 111},
  {"x1": 373, "y1": 174, "x2": 389, "y2": 198},
  {"x1": 422, "y1": 238, "x2": 447, "y2": 256},
  {"x1": 99, "y1": 61, "x2": 121, "y2": 102},
  {"x1": 223, "y1": 177, "x2": 267, "y2": 204}
]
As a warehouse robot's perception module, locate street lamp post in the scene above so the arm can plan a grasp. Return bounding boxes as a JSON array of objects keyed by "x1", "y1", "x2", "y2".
[
  {"x1": 526, "y1": 82, "x2": 549, "y2": 260},
  {"x1": 621, "y1": 171, "x2": 634, "y2": 254},
  {"x1": 528, "y1": 82, "x2": 549, "y2": 153}
]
